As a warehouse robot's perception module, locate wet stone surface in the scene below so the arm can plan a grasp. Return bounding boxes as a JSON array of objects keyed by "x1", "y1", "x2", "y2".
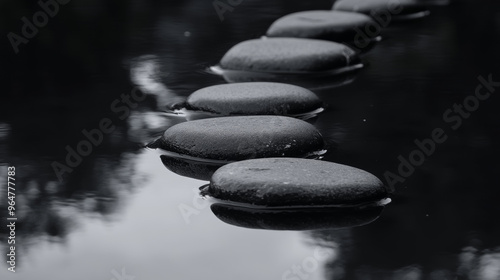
[
  {"x1": 185, "y1": 82, "x2": 323, "y2": 117},
  {"x1": 266, "y1": 10, "x2": 379, "y2": 43},
  {"x1": 158, "y1": 116, "x2": 326, "y2": 161},
  {"x1": 203, "y1": 158, "x2": 389, "y2": 207},
  {"x1": 219, "y1": 38, "x2": 361, "y2": 73}
]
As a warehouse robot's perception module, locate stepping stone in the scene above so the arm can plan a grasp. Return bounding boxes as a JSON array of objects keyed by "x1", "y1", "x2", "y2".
[
  {"x1": 333, "y1": 0, "x2": 430, "y2": 21},
  {"x1": 201, "y1": 158, "x2": 390, "y2": 207},
  {"x1": 210, "y1": 203, "x2": 384, "y2": 230},
  {"x1": 158, "y1": 116, "x2": 326, "y2": 161},
  {"x1": 184, "y1": 82, "x2": 323, "y2": 118},
  {"x1": 266, "y1": 10, "x2": 380, "y2": 44},
  {"x1": 216, "y1": 38, "x2": 361, "y2": 74}
]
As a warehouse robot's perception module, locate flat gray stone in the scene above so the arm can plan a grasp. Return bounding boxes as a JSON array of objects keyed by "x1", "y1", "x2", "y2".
[
  {"x1": 333, "y1": 0, "x2": 428, "y2": 18},
  {"x1": 159, "y1": 116, "x2": 325, "y2": 161},
  {"x1": 266, "y1": 10, "x2": 378, "y2": 42},
  {"x1": 219, "y1": 38, "x2": 360, "y2": 73},
  {"x1": 204, "y1": 158, "x2": 388, "y2": 207},
  {"x1": 186, "y1": 82, "x2": 322, "y2": 116}
]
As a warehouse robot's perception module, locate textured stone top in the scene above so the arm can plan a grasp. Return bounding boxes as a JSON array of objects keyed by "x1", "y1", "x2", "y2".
[
  {"x1": 206, "y1": 158, "x2": 388, "y2": 207},
  {"x1": 159, "y1": 116, "x2": 325, "y2": 161},
  {"x1": 186, "y1": 82, "x2": 322, "y2": 116}
]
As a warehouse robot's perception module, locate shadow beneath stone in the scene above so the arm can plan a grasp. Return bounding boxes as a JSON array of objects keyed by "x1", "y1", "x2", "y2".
[
  {"x1": 160, "y1": 155, "x2": 223, "y2": 181},
  {"x1": 208, "y1": 66, "x2": 361, "y2": 90},
  {"x1": 210, "y1": 203, "x2": 385, "y2": 231},
  {"x1": 164, "y1": 107, "x2": 324, "y2": 123}
]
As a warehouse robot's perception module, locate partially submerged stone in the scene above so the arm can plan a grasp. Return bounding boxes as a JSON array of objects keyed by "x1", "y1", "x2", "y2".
[
  {"x1": 218, "y1": 38, "x2": 361, "y2": 73},
  {"x1": 333, "y1": 0, "x2": 430, "y2": 20},
  {"x1": 159, "y1": 116, "x2": 325, "y2": 161},
  {"x1": 185, "y1": 82, "x2": 323, "y2": 117},
  {"x1": 266, "y1": 10, "x2": 379, "y2": 43},
  {"x1": 202, "y1": 158, "x2": 389, "y2": 207}
]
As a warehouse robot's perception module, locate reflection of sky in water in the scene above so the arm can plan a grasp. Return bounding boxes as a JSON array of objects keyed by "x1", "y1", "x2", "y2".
[{"x1": 0, "y1": 149, "x2": 331, "y2": 280}]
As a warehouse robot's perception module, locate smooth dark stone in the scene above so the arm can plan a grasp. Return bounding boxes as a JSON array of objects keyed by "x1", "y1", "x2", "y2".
[
  {"x1": 185, "y1": 82, "x2": 323, "y2": 117},
  {"x1": 333, "y1": 0, "x2": 429, "y2": 19},
  {"x1": 159, "y1": 116, "x2": 325, "y2": 161},
  {"x1": 203, "y1": 158, "x2": 389, "y2": 207},
  {"x1": 160, "y1": 155, "x2": 222, "y2": 181},
  {"x1": 210, "y1": 203, "x2": 384, "y2": 231},
  {"x1": 219, "y1": 38, "x2": 361, "y2": 73},
  {"x1": 266, "y1": 10, "x2": 379, "y2": 42}
]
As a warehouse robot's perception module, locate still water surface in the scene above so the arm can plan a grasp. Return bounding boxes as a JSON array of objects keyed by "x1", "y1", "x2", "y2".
[{"x1": 1, "y1": 0, "x2": 500, "y2": 279}]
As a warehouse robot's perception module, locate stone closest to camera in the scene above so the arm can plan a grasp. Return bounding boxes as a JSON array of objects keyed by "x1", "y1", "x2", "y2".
[
  {"x1": 186, "y1": 82, "x2": 322, "y2": 116},
  {"x1": 159, "y1": 116, "x2": 325, "y2": 161},
  {"x1": 219, "y1": 38, "x2": 360, "y2": 73},
  {"x1": 204, "y1": 158, "x2": 388, "y2": 207},
  {"x1": 333, "y1": 0, "x2": 429, "y2": 18},
  {"x1": 266, "y1": 10, "x2": 379, "y2": 42}
]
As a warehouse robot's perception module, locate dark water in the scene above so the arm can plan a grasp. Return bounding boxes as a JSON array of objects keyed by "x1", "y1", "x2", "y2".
[{"x1": 1, "y1": 0, "x2": 500, "y2": 279}]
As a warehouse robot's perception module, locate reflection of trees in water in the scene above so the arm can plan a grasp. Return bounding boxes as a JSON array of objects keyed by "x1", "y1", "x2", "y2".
[
  {"x1": 302, "y1": 4, "x2": 500, "y2": 278},
  {"x1": 0, "y1": 59, "x2": 174, "y2": 251},
  {"x1": 0, "y1": 145, "x2": 143, "y2": 251},
  {"x1": 306, "y1": 229, "x2": 353, "y2": 280},
  {"x1": 306, "y1": 167, "x2": 500, "y2": 280}
]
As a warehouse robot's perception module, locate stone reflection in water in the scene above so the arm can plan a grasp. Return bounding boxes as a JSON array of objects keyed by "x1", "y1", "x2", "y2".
[
  {"x1": 210, "y1": 204, "x2": 384, "y2": 231},
  {"x1": 210, "y1": 64, "x2": 360, "y2": 90},
  {"x1": 160, "y1": 155, "x2": 222, "y2": 181}
]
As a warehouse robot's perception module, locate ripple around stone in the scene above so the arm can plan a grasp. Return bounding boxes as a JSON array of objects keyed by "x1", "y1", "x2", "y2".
[
  {"x1": 266, "y1": 10, "x2": 380, "y2": 44},
  {"x1": 218, "y1": 38, "x2": 362, "y2": 73},
  {"x1": 333, "y1": 0, "x2": 430, "y2": 21},
  {"x1": 210, "y1": 203, "x2": 385, "y2": 231},
  {"x1": 183, "y1": 82, "x2": 323, "y2": 118},
  {"x1": 202, "y1": 158, "x2": 390, "y2": 208},
  {"x1": 157, "y1": 116, "x2": 326, "y2": 162}
]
